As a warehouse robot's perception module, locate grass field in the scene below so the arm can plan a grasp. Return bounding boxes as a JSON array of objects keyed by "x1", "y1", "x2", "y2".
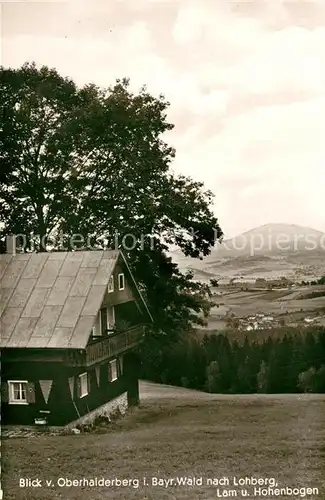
[
  {"x1": 204, "y1": 286, "x2": 325, "y2": 333},
  {"x1": 2, "y1": 382, "x2": 325, "y2": 500}
]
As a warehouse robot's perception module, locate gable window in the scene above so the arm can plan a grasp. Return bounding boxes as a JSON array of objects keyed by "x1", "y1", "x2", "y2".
[
  {"x1": 118, "y1": 273, "x2": 125, "y2": 291},
  {"x1": 78, "y1": 373, "x2": 88, "y2": 398},
  {"x1": 8, "y1": 381, "x2": 28, "y2": 404},
  {"x1": 109, "y1": 360, "x2": 118, "y2": 382},
  {"x1": 108, "y1": 275, "x2": 114, "y2": 293}
]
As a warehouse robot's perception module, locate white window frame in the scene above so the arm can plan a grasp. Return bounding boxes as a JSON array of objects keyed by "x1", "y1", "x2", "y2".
[
  {"x1": 79, "y1": 372, "x2": 88, "y2": 398},
  {"x1": 109, "y1": 360, "x2": 118, "y2": 382},
  {"x1": 8, "y1": 380, "x2": 28, "y2": 405},
  {"x1": 118, "y1": 273, "x2": 125, "y2": 291},
  {"x1": 107, "y1": 306, "x2": 115, "y2": 331},
  {"x1": 108, "y1": 275, "x2": 114, "y2": 293}
]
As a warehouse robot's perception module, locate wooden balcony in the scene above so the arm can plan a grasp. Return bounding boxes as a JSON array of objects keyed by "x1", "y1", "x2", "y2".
[{"x1": 65, "y1": 325, "x2": 146, "y2": 367}]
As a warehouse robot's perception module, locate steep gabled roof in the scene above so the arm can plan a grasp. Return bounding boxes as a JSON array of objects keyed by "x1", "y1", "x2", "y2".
[{"x1": 0, "y1": 249, "x2": 151, "y2": 350}]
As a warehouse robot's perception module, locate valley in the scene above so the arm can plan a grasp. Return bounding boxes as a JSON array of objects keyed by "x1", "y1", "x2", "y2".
[
  {"x1": 205, "y1": 285, "x2": 325, "y2": 334},
  {"x1": 170, "y1": 223, "x2": 325, "y2": 335}
]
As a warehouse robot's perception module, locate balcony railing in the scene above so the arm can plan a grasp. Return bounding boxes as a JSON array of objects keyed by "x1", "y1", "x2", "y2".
[{"x1": 65, "y1": 325, "x2": 145, "y2": 367}]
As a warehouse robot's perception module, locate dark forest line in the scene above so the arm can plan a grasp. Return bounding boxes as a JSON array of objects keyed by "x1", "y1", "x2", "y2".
[{"x1": 140, "y1": 328, "x2": 325, "y2": 394}]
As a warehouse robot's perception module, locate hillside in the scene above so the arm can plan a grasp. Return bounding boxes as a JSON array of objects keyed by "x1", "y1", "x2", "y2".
[
  {"x1": 170, "y1": 223, "x2": 325, "y2": 283},
  {"x1": 215, "y1": 223, "x2": 324, "y2": 256},
  {"x1": 2, "y1": 381, "x2": 325, "y2": 500}
]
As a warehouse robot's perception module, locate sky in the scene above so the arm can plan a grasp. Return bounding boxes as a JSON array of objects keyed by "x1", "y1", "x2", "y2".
[{"x1": 1, "y1": 0, "x2": 325, "y2": 238}]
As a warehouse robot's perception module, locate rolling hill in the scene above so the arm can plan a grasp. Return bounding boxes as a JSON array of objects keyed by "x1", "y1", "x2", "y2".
[{"x1": 170, "y1": 223, "x2": 325, "y2": 282}]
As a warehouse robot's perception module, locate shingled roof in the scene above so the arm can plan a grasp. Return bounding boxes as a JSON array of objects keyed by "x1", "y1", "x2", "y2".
[{"x1": 0, "y1": 250, "x2": 120, "y2": 349}]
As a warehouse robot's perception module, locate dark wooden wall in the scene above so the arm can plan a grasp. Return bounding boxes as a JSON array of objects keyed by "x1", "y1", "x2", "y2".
[{"x1": 1, "y1": 349, "x2": 139, "y2": 426}]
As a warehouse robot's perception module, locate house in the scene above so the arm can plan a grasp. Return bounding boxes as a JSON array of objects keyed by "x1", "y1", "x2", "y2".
[
  {"x1": 0, "y1": 243, "x2": 153, "y2": 426},
  {"x1": 255, "y1": 278, "x2": 267, "y2": 289}
]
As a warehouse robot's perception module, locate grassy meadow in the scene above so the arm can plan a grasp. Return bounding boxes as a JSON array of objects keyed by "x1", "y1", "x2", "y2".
[{"x1": 2, "y1": 382, "x2": 325, "y2": 500}]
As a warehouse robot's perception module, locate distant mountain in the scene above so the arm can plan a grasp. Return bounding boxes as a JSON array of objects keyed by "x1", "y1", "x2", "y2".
[
  {"x1": 169, "y1": 223, "x2": 325, "y2": 280},
  {"x1": 212, "y1": 223, "x2": 325, "y2": 258}
]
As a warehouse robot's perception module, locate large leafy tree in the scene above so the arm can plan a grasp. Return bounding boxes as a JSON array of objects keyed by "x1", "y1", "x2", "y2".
[{"x1": 0, "y1": 62, "x2": 223, "y2": 340}]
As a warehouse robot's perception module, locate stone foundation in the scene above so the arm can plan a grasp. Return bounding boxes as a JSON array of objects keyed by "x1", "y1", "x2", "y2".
[
  {"x1": 1, "y1": 394, "x2": 129, "y2": 438},
  {"x1": 64, "y1": 392, "x2": 128, "y2": 430}
]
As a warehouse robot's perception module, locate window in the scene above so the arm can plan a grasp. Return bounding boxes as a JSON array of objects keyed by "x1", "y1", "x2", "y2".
[
  {"x1": 78, "y1": 373, "x2": 88, "y2": 398},
  {"x1": 108, "y1": 275, "x2": 114, "y2": 293},
  {"x1": 107, "y1": 306, "x2": 115, "y2": 331},
  {"x1": 109, "y1": 360, "x2": 118, "y2": 382},
  {"x1": 8, "y1": 381, "x2": 28, "y2": 404},
  {"x1": 118, "y1": 273, "x2": 125, "y2": 290}
]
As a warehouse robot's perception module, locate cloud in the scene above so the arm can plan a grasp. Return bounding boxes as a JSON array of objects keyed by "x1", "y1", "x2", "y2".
[
  {"x1": 2, "y1": 0, "x2": 325, "y2": 236},
  {"x1": 169, "y1": 87, "x2": 325, "y2": 236}
]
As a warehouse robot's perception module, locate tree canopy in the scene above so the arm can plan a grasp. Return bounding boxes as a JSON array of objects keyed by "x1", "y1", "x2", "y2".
[
  {"x1": 0, "y1": 62, "x2": 223, "y2": 340},
  {"x1": 142, "y1": 329, "x2": 325, "y2": 394}
]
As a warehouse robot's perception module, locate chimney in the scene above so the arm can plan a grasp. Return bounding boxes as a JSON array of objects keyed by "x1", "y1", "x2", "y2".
[{"x1": 6, "y1": 234, "x2": 16, "y2": 255}]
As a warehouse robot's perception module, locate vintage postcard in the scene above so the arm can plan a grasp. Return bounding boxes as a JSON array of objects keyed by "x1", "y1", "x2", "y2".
[{"x1": 1, "y1": 1, "x2": 324, "y2": 499}]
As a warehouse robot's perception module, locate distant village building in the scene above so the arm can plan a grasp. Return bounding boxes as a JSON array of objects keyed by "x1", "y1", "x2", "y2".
[
  {"x1": 255, "y1": 277, "x2": 293, "y2": 289},
  {"x1": 255, "y1": 278, "x2": 267, "y2": 288}
]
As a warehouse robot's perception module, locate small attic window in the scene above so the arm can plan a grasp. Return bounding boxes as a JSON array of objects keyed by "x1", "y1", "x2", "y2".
[
  {"x1": 108, "y1": 275, "x2": 114, "y2": 293},
  {"x1": 118, "y1": 273, "x2": 125, "y2": 290}
]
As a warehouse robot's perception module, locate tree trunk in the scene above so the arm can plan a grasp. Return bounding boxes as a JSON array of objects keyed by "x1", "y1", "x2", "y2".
[{"x1": 36, "y1": 205, "x2": 47, "y2": 252}]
